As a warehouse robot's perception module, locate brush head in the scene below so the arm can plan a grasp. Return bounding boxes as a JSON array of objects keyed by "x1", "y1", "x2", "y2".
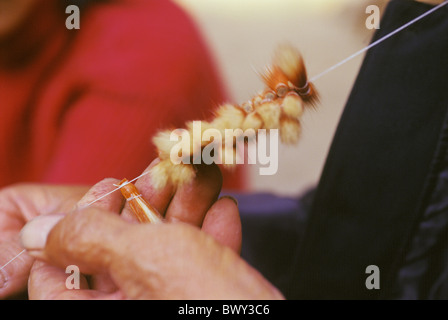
[{"x1": 147, "y1": 44, "x2": 319, "y2": 190}]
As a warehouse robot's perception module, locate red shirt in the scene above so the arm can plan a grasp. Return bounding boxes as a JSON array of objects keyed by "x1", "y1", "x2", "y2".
[{"x1": 0, "y1": 0, "x2": 244, "y2": 190}]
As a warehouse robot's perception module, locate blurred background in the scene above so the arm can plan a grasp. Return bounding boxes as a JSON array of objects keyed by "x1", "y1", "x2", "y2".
[{"x1": 175, "y1": 0, "x2": 388, "y2": 197}]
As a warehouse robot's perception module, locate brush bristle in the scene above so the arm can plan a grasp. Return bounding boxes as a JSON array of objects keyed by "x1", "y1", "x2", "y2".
[
  {"x1": 242, "y1": 111, "x2": 263, "y2": 131},
  {"x1": 152, "y1": 130, "x2": 178, "y2": 160},
  {"x1": 273, "y1": 45, "x2": 307, "y2": 89},
  {"x1": 149, "y1": 159, "x2": 171, "y2": 189},
  {"x1": 211, "y1": 104, "x2": 246, "y2": 131},
  {"x1": 256, "y1": 102, "x2": 281, "y2": 130},
  {"x1": 170, "y1": 163, "x2": 196, "y2": 187},
  {"x1": 262, "y1": 66, "x2": 289, "y2": 92},
  {"x1": 279, "y1": 117, "x2": 301, "y2": 144},
  {"x1": 298, "y1": 82, "x2": 319, "y2": 106},
  {"x1": 282, "y1": 93, "x2": 304, "y2": 119}
]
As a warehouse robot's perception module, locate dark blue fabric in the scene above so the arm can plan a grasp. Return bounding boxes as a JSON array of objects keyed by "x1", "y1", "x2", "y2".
[
  {"x1": 292, "y1": 0, "x2": 448, "y2": 299},
  {"x1": 393, "y1": 164, "x2": 448, "y2": 299},
  {"x1": 230, "y1": 0, "x2": 448, "y2": 300},
  {"x1": 225, "y1": 191, "x2": 313, "y2": 292}
]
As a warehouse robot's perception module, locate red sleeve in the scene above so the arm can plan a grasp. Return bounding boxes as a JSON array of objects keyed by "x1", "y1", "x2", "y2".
[
  {"x1": 42, "y1": 91, "x2": 164, "y2": 184},
  {"x1": 41, "y1": 0, "x2": 245, "y2": 189},
  {"x1": 43, "y1": 86, "x2": 245, "y2": 189}
]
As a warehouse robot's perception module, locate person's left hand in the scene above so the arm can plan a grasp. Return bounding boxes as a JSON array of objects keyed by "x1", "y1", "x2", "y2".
[{"x1": 0, "y1": 183, "x2": 89, "y2": 299}]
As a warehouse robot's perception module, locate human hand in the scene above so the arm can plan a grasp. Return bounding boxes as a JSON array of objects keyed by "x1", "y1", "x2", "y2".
[
  {"x1": 22, "y1": 162, "x2": 283, "y2": 299},
  {"x1": 0, "y1": 183, "x2": 89, "y2": 299}
]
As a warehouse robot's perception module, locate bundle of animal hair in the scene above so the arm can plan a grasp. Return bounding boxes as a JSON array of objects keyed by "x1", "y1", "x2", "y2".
[{"x1": 150, "y1": 44, "x2": 318, "y2": 189}]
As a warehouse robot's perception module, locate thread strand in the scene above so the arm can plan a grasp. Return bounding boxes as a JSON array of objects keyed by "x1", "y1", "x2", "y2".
[{"x1": 310, "y1": 0, "x2": 448, "y2": 82}]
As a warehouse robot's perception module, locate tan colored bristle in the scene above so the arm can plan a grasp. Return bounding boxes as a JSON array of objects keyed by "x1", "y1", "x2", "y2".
[
  {"x1": 211, "y1": 104, "x2": 246, "y2": 130},
  {"x1": 170, "y1": 163, "x2": 196, "y2": 187},
  {"x1": 152, "y1": 130, "x2": 178, "y2": 159},
  {"x1": 149, "y1": 159, "x2": 171, "y2": 189},
  {"x1": 273, "y1": 45, "x2": 307, "y2": 89},
  {"x1": 279, "y1": 117, "x2": 301, "y2": 144},
  {"x1": 242, "y1": 112, "x2": 263, "y2": 132},
  {"x1": 256, "y1": 102, "x2": 281, "y2": 130},
  {"x1": 282, "y1": 93, "x2": 304, "y2": 119}
]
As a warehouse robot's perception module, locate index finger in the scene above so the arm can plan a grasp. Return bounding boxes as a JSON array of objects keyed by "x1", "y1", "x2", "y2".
[{"x1": 164, "y1": 163, "x2": 222, "y2": 226}]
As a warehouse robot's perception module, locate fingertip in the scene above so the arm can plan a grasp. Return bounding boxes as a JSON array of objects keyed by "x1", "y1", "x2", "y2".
[
  {"x1": 202, "y1": 196, "x2": 242, "y2": 253},
  {"x1": 218, "y1": 195, "x2": 238, "y2": 208},
  {"x1": 20, "y1": 214, "x2": 65, "y2": 254}
]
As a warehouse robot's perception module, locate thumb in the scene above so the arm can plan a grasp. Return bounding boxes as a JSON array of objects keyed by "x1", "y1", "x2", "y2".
[{"x1": 20, "y1": 208, "x2": 129, "y2": 275}]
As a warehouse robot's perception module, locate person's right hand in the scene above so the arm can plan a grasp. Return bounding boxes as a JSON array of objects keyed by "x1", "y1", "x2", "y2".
[
  {"x1": 21, "y1": 162, "x2": 284, "y2": 299},
  {"x1": 25, "y1": 206, "x2": 284, "y2": 299}
]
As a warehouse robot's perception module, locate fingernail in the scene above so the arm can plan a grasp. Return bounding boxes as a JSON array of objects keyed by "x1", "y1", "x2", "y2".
[
  {"x1": 20, "y1": 214, "x2": 64, "y2": 251},
  {"x1": 219, "y1": 195, "x2": 238, "y2": 207},
  {"x1": 0, "y1": 270, "x2": 6, "y2": 289}
]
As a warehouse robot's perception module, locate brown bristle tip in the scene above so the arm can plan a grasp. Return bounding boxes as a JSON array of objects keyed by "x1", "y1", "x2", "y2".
[
  {"x1": 273, "y1": 44, "x2": 307, "y2": 89},
  {"x1": 279, "y1": 116, "x2": 301, "y2": 144},
  {"x1": 262, "y1": 66, "x2": 289, "y2": 91}
]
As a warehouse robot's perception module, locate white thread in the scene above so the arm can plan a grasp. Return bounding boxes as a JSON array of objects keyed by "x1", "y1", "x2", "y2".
[
  {"x1": 0, "y1": 171, "x2": 152, "y2": 272},
  {"x1": 126, "y1": 194, "x2": 143, "y2": 202},
  {"x1": 0, "y1": 249, "x2": 26, "y2": 272},
  {"x1": 309, "y1": 0, "x2": 448, "y2": 82},
  {"x1": 77, "y1": 170, "x2": 151, "y2": 210},
  {"x1": 0, "y1": 171, "x2": 153, "y2": 272}
]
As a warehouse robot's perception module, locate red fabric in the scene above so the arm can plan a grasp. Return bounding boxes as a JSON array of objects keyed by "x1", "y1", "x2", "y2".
[{"x1": 0, "y1": 0, "x2": 245, "y2": 190}]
